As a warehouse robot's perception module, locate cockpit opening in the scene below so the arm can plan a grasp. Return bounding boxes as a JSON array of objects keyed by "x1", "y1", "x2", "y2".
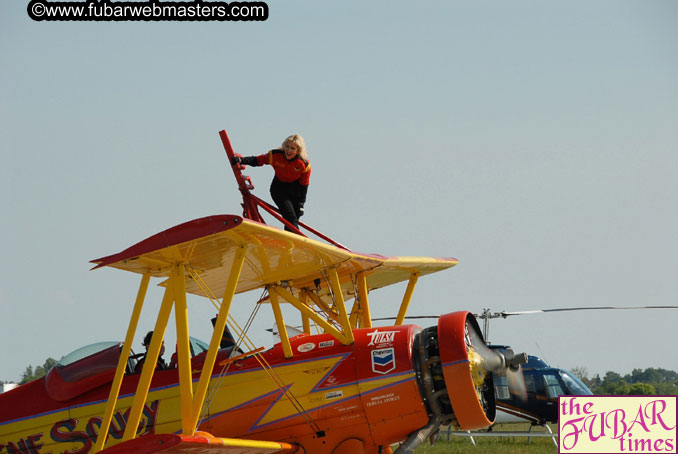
[{"x1": 44, "y1": 336, "x2": 214, "y2": 402}]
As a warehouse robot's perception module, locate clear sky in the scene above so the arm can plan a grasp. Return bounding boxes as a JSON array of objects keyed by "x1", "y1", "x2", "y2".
[{"x1": 1, "y1": 1, "x2": 677, "y2": 384}]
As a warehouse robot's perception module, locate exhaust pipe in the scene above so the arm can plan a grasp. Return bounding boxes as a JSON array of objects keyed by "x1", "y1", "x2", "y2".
[{"x1": 393, "y1": 416, "x2": 443, "y2": 454}]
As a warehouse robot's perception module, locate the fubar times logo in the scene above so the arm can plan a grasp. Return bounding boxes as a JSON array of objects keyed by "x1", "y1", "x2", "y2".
[{"x1": 559, "y1": 396, "x2": 677, "y2": 454}]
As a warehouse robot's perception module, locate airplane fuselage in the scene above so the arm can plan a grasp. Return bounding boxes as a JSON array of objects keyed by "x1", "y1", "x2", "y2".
[
  {"x1": 1, "y1": 311, "x2": 508, "y2": 454},
  {"x1": 1, "y1": 326, "x2": 427, "y2": 454}
]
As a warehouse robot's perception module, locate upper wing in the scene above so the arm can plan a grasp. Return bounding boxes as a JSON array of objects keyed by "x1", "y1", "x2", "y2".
[{"x1": 91, "y1": 215, "x2": 457, "y2": 302}]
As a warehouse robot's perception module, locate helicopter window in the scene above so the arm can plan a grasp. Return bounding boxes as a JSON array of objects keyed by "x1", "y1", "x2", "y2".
[
  {"x1": 523, "y1": 373, "x2": 537, "y2": 394},
  {"x1": 561, "y1": 371, "x2": 593, "y2": 395},
  {"x1": 543, "y1": 373, "x2": 564, "y2": 398},
  {"x1": 494, "y1": 375, "x2": 510, "y2": 400}
]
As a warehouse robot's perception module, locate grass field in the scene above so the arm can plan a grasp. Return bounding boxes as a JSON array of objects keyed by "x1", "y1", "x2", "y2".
[{"x1": 413, "y1": 424, "x2": 559, "y2": 454}]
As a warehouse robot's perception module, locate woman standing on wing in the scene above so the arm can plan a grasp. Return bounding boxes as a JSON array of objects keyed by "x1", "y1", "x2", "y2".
[{"x1": 231, "y1": 134, "x2": 310, "y2": 232}]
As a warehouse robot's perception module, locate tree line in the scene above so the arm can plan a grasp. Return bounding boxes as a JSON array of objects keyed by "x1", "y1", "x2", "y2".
[
  {"x1": 14, "y1": 358, "x2": 58, "y2": 385},
  {"x1": 571, "y1": 366, "x2": 678, "y2": 395}
]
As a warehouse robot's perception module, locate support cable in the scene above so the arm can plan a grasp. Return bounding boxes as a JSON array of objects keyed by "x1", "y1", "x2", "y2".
[{"x1": 186, "y1": 268, "x2": 323, "y2": 435}]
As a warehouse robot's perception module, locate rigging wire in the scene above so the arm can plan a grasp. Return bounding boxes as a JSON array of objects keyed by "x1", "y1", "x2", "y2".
[
  {"x1": 312, "y1": 271, "x2": 342, "y2": 331},
  {"x1": 350, "y1": 274, "x2": 361, "y2": 328},
  {"x1": 185, "y1": 267, "x2": 323, "y2": 434}
]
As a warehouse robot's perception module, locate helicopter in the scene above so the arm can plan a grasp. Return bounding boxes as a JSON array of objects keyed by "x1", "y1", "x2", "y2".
[
  {"x1": 376, "y1": 304, "x2": 678, "y2": 427},
  {"x1": 489, "y1": 347, "x2": 591, "y2": 424},
  {"x1": 487, "y1": 306, "x2": 678, "y2": 425},
  {"x1": 0, "y1": 129, "x2": 528, "y2": 454}
]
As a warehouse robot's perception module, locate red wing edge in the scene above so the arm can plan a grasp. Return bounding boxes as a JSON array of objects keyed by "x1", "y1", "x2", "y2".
[{"x1": 99, "y1": 432, "x2": 297, "y2": 454}]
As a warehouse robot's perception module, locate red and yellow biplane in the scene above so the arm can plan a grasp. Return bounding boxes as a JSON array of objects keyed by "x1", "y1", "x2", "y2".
[{"x1": 0, "y1": 130, "x2": 526, "y2": 454}]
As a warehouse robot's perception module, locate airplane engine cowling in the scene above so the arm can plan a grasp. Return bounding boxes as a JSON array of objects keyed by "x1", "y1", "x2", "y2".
[
  {"x1": 437, "y1": 311, "x2": 496, "y2": 429},
  {"x1": 412, "y1": 311, "x2": 496, "y2": 432}
]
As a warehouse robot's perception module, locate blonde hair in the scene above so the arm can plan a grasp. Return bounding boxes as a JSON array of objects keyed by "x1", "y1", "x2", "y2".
[{"x1": 283, "y1": 134, "x2": 308, "y2": 161}]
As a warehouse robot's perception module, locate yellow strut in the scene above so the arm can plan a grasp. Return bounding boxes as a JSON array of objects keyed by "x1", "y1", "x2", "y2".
[
  {"x1": 188, "y1": 244, "x2": 247, "y2": 433},
  {"x1": 395, "y1": 272, "x2": 419, "y2": 325},
  {"x1": 269, "y1": 288, "x2": 293, "y2": 358},
  {"x1": 326, "y1": 267, "x2": 355, "y2": 344},
  {"x1": 172, "y1": 264, "x2": 194, "y2": 435},
  {"x1": 303, "y1": 290, "x2": 340, "y2": 323},
  {"x1": 349, "y1": 300, "x2": 361, "y2": 329},
  {"x1": 271, "y1": 287, "x2": 351, "y2": 345},
  {"x1": 301, "y1": 291, "x2": 311, "y2": 334},
  {"x1": 122, "y1": 284, "x2": 174, "y2": 441},
  {"x1": 93, "y1": 273, "x2": 150, "y2": 453},
  {"x1": 357, "y1": 272, "x2": 372, "y2": 328}
]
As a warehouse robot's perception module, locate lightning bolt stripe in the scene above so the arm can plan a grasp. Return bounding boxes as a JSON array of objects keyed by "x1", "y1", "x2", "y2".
[
  {"x1": 198, "y1": 355, "x2": 350, "y2": 429},
  {"x1": 310, "y1": 353, "x2": 350, "y2": 392},
  {"x1": 319, "y1": 369, "x2": 416, "y2": 393},
  {"x1": 247, "y1": 374, "x2": 417, "y2": 430},
  {"x1": 1, "y1": 353, "x2": 419, "y2": 443},
  {"x1": 251, "y1": 372, "x2": 417, "y2": 429},
  {"x1": 219, "y1": 352, "x2": 350, "y2": 377},
  {"x1": 201, "y1": 353, "x2": 417, "y2": 431}
]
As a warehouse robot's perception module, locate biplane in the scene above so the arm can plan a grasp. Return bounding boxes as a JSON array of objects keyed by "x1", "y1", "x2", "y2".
[{"x1": 0, "y1": 130, "x2": 527, "y2": 454}]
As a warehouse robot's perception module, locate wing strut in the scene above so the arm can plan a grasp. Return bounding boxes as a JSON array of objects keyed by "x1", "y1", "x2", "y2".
[
  {"x1": 93, "y1": 273, "x2": 150, "y2": 453},
  {"x1": 270, "y1": 286, "x2": 351, "y2": 345},
  {"x1": 123, "y1": 273, "x2": 175, "y2": 441},
  {"x1": 188, "y1": 244, "x2": 247, "y2": 433},
  {"x1": 191, "y1": 284, "x2": 325, "y2": 438},
  {"x1": 348, "y1": 273, "x2": 373, "y2": 329},
  {"x1": 395, "y1": 272, "x2": 420, "y2": 325},
  {"x1": 326, "y1": 268, "x2": 355, "y2": 344},
  {"x1": 268, "y1": 287, "x2": 293, "y2": 358},
  {"x1": 357, "y1": 272, "x2": 373, "y2": 328},
  {"x1": 93, "y1": 247, "x2": 248, "y2": 451}
]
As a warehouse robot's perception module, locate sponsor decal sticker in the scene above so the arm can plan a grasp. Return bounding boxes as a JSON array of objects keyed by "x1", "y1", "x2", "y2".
[
  {"x1": 319, "y1": 340, "x2": 334, "y2": 348},
  {"x1": 337, "y1": 404, "x2": 358, "y2": 413},
  {"x1": 297, "y1": 342, "x2": 315, "y2": 353},
  {"x1": 366, "y1": 392, "x2": 401, "y2": 407},
  {"x1": 371, "y1": 348, "x2": 396, "y2": 374},
  {"x1": 558, "y1": 396, "x2": 677, "y2": 454},
  {"x1": 325, "y1": 390, "x2": 344, "y2": 400},
  {"x1": 302, "y1": 366, "x2": 331, "y2": 375},
  {"x1": 367, "y1": 330, "x2": 397, "y2": 346}
]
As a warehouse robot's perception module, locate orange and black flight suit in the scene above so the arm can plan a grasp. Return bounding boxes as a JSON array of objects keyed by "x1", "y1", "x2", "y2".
[{"x1": 238, "y1": 149, "x2": 311, "y2": 231}]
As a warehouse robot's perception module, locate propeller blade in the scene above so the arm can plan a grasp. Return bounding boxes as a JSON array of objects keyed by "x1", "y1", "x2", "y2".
[
  {"x1": 465, "y1": 326, "x2": 528, "y2": 375},
  {"x1": 505, "y1": 366, "x2": 527, "y2": 402}
]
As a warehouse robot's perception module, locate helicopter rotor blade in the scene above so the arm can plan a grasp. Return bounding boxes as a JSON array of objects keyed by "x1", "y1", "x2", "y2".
[
  {"x1": 374, "y1": 306, "x2": 678, "y2": 345},
  {"x1": 373, "y1": 305, "x2": 678, "y2": 325},
  {"x1": 375, "y1": 306, "x2": 678, "y2": 321},
  {"x1": 474, "y1": 305, "x2": 678, "y2": 319},
  {"x1": 471, "y1": 305, "x2": 678, "y2": 343},
  {"x1": 498, "y1": 305, "x2": 678, "y2": 317}
]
